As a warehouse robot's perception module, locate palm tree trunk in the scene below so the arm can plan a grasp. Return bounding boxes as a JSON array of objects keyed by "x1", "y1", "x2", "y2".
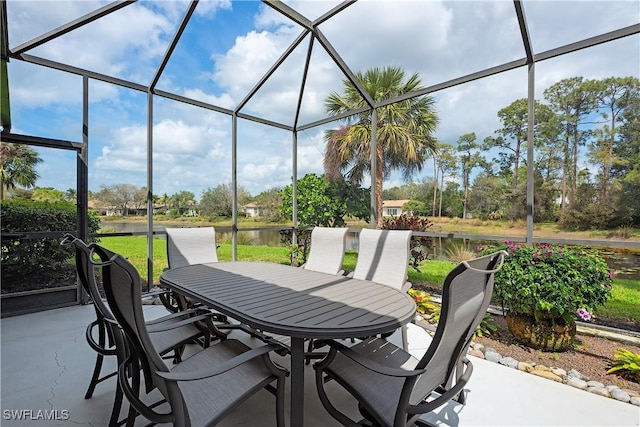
[{"x1": 375, "y1": 148, "x2": 384, "y2": 228}]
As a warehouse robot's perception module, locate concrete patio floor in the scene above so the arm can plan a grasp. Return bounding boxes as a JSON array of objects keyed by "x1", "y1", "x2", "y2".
[{"x1": 1, "y1": 304, "x2": 639, "y2": 427}]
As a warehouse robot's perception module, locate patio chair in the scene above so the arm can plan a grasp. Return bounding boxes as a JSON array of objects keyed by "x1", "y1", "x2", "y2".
[
  {"x1": 161, "y1": 227, "x2": 220, "y2": 312},
  {"x1": 100, "y1": 246, "x2": 288, "y2": 427},
  {"x1": 302, "y1": 226, "x2": 349, "y2": 275},
  {"x1": 62, "y1": 235, "x2": 224, "y2": 426},
  {"x1": 352, "y1": 228, "x2": 413, "y2": 292},
  {"x1": 314, "y1": 250, "x2": 507, "y2": 427}
]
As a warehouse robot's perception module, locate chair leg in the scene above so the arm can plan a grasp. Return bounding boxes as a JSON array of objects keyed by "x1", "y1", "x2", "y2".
[
  {"x1": 85, "y1": 325, "x2": 107, "y2": 399},
  {"x1": 401, "y1": 324, "x2": 408, "y2": 351},
  {"x1": 109, "y1": 385, "x2": 124, "y2": 426}
]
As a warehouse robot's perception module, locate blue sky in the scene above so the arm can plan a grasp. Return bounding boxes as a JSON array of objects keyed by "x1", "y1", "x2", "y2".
[{"x1": 5, "y1": 0, "x2": 640, "y2": 199}]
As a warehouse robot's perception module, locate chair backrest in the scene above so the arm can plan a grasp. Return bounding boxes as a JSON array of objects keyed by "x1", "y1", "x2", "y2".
[
  {"x1": 99, "y1": 244, "x2": 170, "y2": 393},
  {"x1": 303, "y1": 227, "x2": 349, "y2": 275},
  {"x1": 166, "y1": 227, "x2": 218, "y2": 269},
  {"x1": 63, "y1": 235, "x2": 116, "y2": 322},
  {"x1": 352, "y1": 229, "x2": 412, "y2": 292},
  {"x1": 409, "y1": 251, "x2": 506, "y2": 405}
]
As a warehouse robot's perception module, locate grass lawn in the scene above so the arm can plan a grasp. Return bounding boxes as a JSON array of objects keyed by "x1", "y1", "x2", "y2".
[{"x1": 97, "y1": 235, "x2": 639, "y2": 324}]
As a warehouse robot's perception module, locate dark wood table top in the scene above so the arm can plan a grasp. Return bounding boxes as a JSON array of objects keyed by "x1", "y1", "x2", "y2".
[{"x1": 160, "y1": 261, "x2": 416, "y2": 339}]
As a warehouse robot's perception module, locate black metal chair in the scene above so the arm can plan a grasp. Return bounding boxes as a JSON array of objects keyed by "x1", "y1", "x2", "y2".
[
  {"x1": 62, "y1": 235, "x2": 223, "y2": 426},
  {"x1": 99, "y1": 243, "x2": 288, "y2": 427},
  {"x1": 313, "y1": 250, "x2": 507, "y2": 427}
]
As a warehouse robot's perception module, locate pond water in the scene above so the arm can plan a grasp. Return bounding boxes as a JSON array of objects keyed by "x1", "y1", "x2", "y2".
[{"x1": 101, "y1": 222, "x2": 640, "y2": 280}]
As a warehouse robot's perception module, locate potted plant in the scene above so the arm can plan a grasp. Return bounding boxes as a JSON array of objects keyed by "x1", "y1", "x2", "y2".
[{"x1": 478, "y1": 241, "x2": 612, "y2": 351}]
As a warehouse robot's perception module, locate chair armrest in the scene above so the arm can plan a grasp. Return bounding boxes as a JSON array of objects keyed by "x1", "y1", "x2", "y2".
[
  {"x1": 408, "y1": 357, "x2": 473, "y2": 414},
  {"x1": 146, "y1": 314, "x2": 211, "y2": 333},
  {"x1": 156, "y1": 344, "x2": 285, "y2": 381},
  {"x1": 324, "y1": 340, "x2": 425, "y2": 378},
  {"x1": 145, "y1": 308, "x2": 204, "y2": 325}
]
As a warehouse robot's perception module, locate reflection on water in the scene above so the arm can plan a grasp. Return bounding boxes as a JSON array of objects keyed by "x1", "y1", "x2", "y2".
[{"x1": 101, "y1": 222, "x2": 640, "y2": 280}]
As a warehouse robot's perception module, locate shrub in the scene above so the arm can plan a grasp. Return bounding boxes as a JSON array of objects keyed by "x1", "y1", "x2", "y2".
[
  {"x1": 478, "y1": 241, "x2": 613, "y2": 323},
  {"x1": 1, "y1": 199, "x2": 101, "y2": 279}
]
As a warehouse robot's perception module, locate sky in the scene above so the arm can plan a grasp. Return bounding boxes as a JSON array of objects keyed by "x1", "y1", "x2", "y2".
[{"x1": 4, "y1": 0, "x2": 640, "y2": 199}]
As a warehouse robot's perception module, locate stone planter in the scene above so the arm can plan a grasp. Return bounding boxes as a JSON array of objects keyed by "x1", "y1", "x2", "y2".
[{"x1": 506, "y1": 311, "x2": 576, "y2": 352}]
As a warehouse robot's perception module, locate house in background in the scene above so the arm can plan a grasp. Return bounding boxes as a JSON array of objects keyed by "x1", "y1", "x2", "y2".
[
  {"x1": 243, "y1": 202, "x2": 261, "y2": 217},
  {"x1": 382, "y1": 199, "x2": 411, "y2": 217}
]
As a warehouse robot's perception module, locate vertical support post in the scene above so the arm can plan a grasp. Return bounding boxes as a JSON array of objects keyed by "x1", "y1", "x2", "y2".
[
  {"x1": 146, "y1": 91, "x2": 154, "y2": 291},
  {"x1": 232, "y1": 114, "x2": 238, "y2": 261},
  {"x1": 526, "y1": 62, "x2": 535, "y2": 247},
  {"x1": 292, "y1": 130, "x2": 298, "y2": 246},
  {"x1": 78, "y1": 75, "x2": 90, "y2": 304}
]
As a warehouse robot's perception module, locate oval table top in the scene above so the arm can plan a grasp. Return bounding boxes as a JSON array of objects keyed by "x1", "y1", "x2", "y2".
[{"x1": 160, "y1": 261, "x2": 416, "y2": 339}]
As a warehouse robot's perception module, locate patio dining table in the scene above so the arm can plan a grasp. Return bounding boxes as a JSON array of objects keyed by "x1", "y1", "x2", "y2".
[{"x1": 160, "y1": 261, "x2": 416, "y2": 427}]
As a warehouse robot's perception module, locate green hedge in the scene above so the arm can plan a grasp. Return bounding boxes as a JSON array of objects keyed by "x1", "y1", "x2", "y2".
[{"x1": 1, "y1": 200, "x2": 100, "y2": 277}]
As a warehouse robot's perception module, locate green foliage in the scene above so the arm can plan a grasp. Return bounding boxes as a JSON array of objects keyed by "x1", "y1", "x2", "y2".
[
  {"x1": 382, "y1": 213, "x2": 434, "y2": 270},
  {"x1": 607, "y1": 348, "x2": 640, "y2": 381},
  {"x1": 1, "y1": 199, "x2": 101, "y2": 278},
  {"x1": 279, "y1": 173, "x2": 370, "y2": 227},
  {"x1": 408, "y1": 288, "x2": 440, "y2": 323},
  {"x1": 474, "y1": 313, "x2": 498, "y2": 338},
  {"x1": 478, "y1": 241, "x2": 613, "y2": 322}
]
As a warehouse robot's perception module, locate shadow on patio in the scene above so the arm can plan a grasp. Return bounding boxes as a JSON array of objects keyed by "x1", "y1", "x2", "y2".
[{"x1": 1, "y1": 304, "x2": 638, "y2": 426}]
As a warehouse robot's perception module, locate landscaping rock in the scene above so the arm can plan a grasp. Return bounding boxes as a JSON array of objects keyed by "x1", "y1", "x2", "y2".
[
  {"x1": 518, "y1": 362, "x2": 534, "y2": 373},
  {"x1": 499, "y1": 357, "x2": 519, "y2": 369},
  {"x1": 611, "y1": 388, "x2": 631, "y2": 403},
  {"x1": 468, "y1": 349, "x2": 484, "y2": 359},
  {"x1": 587, "y1": 387, "x2": 610, "y2": 398},
  {"x1": 586, "y1": 380, "x2": 605, "y2": 389},
  {"x1": 531, "y1": 370, "x2": 562, "y2": 382},
  {"x1": 484, "y1": 351, "x2": 502, "y2": 363},
  {"x1": 566, "y1": 377, "x2": 588, "y2": 390},
  {"x1": 567, "y1": 369, "x2": 588, "y2": 381},
  {"x1": 534, "y1": 364, "x2": 550, "y2": 372},
  {"x1": 550, "y1": 367, "x2": 566, "y2": 377},
  {"x1": 631, "y1": 397, "x2": 640, "y2": 407}
]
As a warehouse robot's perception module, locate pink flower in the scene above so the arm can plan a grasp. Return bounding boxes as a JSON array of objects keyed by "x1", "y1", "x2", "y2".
[{"x1": 576, "y1": 308, "x2": 592, "y2": 321}]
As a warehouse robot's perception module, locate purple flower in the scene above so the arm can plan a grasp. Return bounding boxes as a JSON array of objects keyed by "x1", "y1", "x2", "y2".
[{"x1": 576, "y1": 308, "x2": 592, "y2": 321}]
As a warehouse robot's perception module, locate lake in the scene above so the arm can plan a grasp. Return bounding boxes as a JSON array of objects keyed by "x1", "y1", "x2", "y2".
[{"x1": 101, "y1": 222, "x2": 640, "y2": 280}]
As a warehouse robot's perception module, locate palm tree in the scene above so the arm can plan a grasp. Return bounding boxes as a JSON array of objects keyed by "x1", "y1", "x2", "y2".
[
  {"x1": 323, "y1": 66, "x2": 439, "y2": 227},
  {"x1": 0, "y1": 143, "x2": 42, "y2": 200}
]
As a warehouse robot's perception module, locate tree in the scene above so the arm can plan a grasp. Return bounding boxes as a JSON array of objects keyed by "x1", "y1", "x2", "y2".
[
  {"x1": 323, "y1": 66, "x2": 439, "y2": 228},
  {"x1": 587, "y1": 76, "x2": 640, "y2": 205},
  {"x1": 484, "y1": 98, "x2": 554, "y2": 192},
  {"x1": 543, "y1": 77, "x2": 598, "y2": 215},
  {"x1": 279, "y1": 173, "x2": 369, "y2": 227},
  {"x1": 169, "y1": 190, "x2": 196, "y2": 215},
  {"x1": 0, "y1": 143, "x2": 42, "y2": 200},
  {"x1": 32, "y1": 187, "x2": 66, "y2": 203},
  {"x1": 96, "y1": 184, "x2": 140, "y2": 216},
  {"x1": 456, "y1": 133, "x2": 481, "y2": 219},
  {"x1": 434, "y1": 143, "x2": 458, "y2": 217},
  {"x1": 200, "y1": 184, "x2": 249, "y2": 218},
  {"x1": 64, "y1": 188, "x2": 77, "y2": 203},
  {"x1": 253, "y1": 188, "x2": 283, "y2": 222}
]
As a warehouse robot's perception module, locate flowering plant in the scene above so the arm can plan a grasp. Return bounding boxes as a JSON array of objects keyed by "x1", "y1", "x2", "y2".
[
  {"x1": 477, "y1": 241, "x2": 613, "y2": 323},
  {"x1": 408, "y1": 288, "x2": 440, "y2": 323}
]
